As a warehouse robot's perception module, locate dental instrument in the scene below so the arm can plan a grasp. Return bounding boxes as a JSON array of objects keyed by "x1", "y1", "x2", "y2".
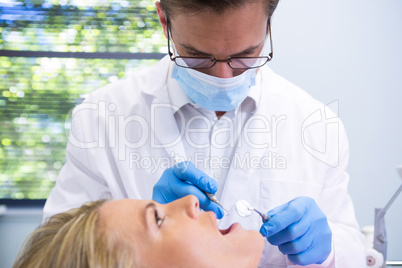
[
  {"x1": 203, "y1": 191, "x2": 229, "y2": 215},
  {"x1": 369, "y1": 165, "x2": 402, "y2": 267},
  {"x1": 172, "y1": 158, "x2": 229, "y2": 215}
]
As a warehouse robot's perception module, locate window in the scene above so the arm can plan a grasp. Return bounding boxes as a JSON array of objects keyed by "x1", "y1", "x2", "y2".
[{"x1": 0, "y1": 0, "x2": 165, "y2": 203}]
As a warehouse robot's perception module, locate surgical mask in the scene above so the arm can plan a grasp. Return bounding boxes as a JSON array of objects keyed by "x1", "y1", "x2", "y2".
[
  {"x1": 172, "y1": 66, "x2": 255, "y2": 112},
  {"x1": 171, "y1": 38, "x2": 269, "y2": 112}
]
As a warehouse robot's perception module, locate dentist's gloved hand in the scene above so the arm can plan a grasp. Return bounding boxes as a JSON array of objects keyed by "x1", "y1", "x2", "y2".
[
  {"x1": 260, "y1": 196, "x2": 332, "y2": 266},
  {"x1": 152, "y1": 161, "x2": 224, "y2": 219}
]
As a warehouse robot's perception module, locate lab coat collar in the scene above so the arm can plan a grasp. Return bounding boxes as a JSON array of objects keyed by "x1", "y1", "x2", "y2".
[
  {"x1": 246, "y1": 68, "x2": 262, "y2": 114},
  {"x1": 140, "y1": 55, "x2": 172, "y2": 97},
  {"x1": 147, "y1": 56, "x2": 188, "y2": 161},
  {"x1": 150, "y1": 87, "x2": 188, "y2": 161},
  {"x1": 167, "y1": 60, "x2": 192, "y2": 111}
]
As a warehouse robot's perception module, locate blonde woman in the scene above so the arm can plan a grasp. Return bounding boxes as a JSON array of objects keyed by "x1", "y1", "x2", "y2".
[{"x1": 13, "y1": 195, "x2": 263, "y2": 268}]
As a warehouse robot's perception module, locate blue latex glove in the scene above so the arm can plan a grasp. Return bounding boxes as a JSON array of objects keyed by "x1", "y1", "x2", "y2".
[
  {"x1": 260, "y1": 196, "x2": 332, "y2": 266},
  {"x1": 152, "y1": 161, "x2": 224, "y2": 219}
]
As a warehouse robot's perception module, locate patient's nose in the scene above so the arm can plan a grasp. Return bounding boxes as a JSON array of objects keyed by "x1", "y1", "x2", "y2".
[{"x1": 181, "y1": 195, "x2": 200, "y2": 219}]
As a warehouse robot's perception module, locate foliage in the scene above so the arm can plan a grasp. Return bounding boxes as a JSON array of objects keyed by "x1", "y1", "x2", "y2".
[
  {"x1": 0, "y1": 0, "x2": 165, "y2": 199},
  {"x1": 0, "y1": 0, "x2": 165, "y2": 52}
]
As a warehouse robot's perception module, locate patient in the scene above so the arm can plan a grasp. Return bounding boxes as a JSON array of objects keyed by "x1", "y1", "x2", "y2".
[{"x1": 13, "y1": 195, "x2": 264, "y2": 268}]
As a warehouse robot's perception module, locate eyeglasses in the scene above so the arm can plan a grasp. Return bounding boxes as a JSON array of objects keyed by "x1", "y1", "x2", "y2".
[{"x1": 167, "y1": 19, "x2": 273, "y2": 70}]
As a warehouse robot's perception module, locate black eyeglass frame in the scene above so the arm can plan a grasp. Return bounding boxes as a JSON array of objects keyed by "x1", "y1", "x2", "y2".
[{"x1": 166, "y1": 18, "x2": 274, "y2": 70}]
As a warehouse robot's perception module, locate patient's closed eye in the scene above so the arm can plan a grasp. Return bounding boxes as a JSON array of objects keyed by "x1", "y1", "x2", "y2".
[
  {"x1": 154, "y1": 208, "x2": 164, "y2": 227},
  {"x1": 145, "y1": 202, "x2": 165, "y2": 228}
]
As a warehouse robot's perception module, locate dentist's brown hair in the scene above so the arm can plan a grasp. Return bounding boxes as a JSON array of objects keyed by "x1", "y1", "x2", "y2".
[{"x1": 160, "y1": 0, "x2": 280, "y2": 19}]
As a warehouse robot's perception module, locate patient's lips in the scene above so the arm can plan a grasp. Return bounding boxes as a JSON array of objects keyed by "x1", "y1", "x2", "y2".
[
  {"x1": 219, "y1": 223, "x2": 241, "y2": 236},
  {"x1": 204, "y1": 210, "x2": 242, "y2": 236}
]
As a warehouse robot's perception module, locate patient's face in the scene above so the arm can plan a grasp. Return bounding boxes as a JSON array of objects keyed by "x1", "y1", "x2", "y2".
[{"x1": 100, "y1": 195, "x2": 264, "y2": 268}]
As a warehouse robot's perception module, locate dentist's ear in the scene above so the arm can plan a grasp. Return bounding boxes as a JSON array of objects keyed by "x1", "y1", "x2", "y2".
[{"x1": 155, "y1": 2, "x2": 168, "y2": 39}]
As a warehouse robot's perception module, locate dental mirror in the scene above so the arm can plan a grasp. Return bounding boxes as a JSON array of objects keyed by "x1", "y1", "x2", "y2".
[
  {"x1": 235, "y1": 199, "x2": 270, "y2": 222},
  {"x1": 235, "y1": 199, "x2": 253, "y2": 217}
]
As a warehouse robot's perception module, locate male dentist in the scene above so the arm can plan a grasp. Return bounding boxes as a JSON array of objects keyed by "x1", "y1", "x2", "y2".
[{"x1": 44, "y1": 0, "x2": 365, "y2": 266}]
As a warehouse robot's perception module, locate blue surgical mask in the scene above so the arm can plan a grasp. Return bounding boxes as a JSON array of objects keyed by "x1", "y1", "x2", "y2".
[
  {"x1": 170, "y1": 40, "x2": 262, "y2": 112},
  {"x1": 172, "y1": 66, "x2": 256, "y2": 112}
]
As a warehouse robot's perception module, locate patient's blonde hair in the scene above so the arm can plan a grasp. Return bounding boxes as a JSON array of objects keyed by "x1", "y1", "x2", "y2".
[{"x1": 13, "y1": 200, "x2": 136, "y2": 268}]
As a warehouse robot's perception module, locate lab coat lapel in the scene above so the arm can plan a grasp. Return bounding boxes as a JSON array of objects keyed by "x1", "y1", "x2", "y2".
[{"x1": 150, "y1": 87, "x2": 187, "y2": 161}]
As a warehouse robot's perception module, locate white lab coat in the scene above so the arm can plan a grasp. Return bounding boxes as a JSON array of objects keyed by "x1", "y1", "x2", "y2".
[{"x1": 43, "y1": 56, "x2": 366, "y2": 267}]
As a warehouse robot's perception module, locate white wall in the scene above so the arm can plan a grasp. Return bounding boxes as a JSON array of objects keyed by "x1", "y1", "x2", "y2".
[
  {"x1": 0, "y1": 209, "x2": 42, "y2": 268},
  {"x1": 269, "y1": 0, "x2": 402, "y2": 260}
]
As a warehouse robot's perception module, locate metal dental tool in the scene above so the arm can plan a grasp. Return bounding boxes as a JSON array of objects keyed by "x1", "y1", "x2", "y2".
[
  {"x1": 370, "y1": 165, "x2": 402, "y2": 267},
  {"x1": 202, "y1": 191, "x2": 229, "y2": 215},
  {"x1": 235, "y1": 199, "x2": 270, "y2": 223},
  {"x1": 172, "y1": 158, "x2": 229, "y2": 215}
]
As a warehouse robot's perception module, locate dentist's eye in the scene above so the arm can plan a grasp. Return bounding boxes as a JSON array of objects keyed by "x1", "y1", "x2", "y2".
[{"x1": 154, "y1": 208, "x2": 165, "y2": 228}]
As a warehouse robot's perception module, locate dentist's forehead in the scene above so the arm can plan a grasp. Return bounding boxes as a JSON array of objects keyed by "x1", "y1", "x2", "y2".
[{"x1": 168, "y1": 3, "x2": 268, "y2": 56}]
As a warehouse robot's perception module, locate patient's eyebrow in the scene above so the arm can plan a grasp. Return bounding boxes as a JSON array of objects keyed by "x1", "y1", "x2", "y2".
[
  {"x1": 145, "y1": 202, "x2": 156, "y2": 210},
  {"x1": 144, "y1": 202, "x2": 156, "y2": 230}
]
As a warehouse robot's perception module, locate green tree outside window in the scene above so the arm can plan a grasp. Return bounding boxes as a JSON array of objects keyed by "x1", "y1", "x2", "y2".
[{"x1": 0, "y1": 0, "x2": 165, "y2": 199}]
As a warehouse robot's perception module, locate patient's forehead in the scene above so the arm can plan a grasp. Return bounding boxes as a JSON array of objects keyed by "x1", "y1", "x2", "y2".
[
  {"x1": 99, "y1": 199, "x2": 151, "y2": 245},
  {"x1": 101, "y1": 198, "x2": 147, "y2": 212},
  {"x1": 99, "y1": 200, "x2": 137, "y2": 235},
  {"x1": 100, "y1": 199, "x2": 148, "y2": 223}
]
